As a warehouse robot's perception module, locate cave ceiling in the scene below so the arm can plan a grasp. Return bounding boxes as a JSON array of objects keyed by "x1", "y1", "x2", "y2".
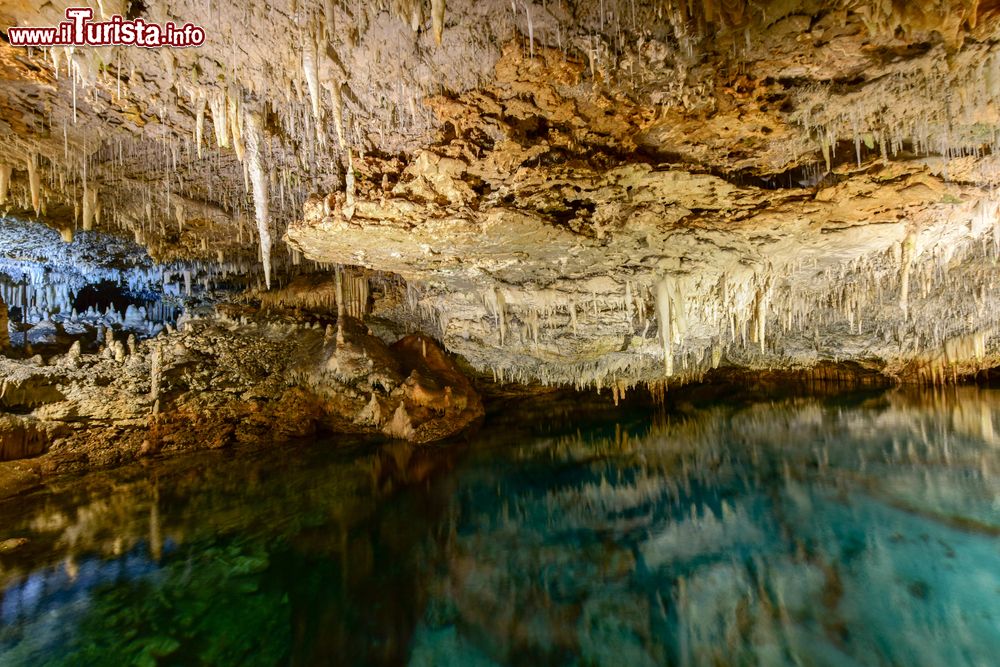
[{"x1": 1, "y1": 0, "x2": 999, "y2": 388}]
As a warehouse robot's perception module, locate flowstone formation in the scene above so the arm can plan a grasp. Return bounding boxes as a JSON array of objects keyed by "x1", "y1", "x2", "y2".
[{"x1": 1, "y1": 0, "x2": 1000, "y2": 435}]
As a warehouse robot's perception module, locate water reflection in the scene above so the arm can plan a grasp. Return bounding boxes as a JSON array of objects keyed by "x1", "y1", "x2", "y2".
[{"x1": 1, "y1": 387, "x2": 1000, "y2": 665}]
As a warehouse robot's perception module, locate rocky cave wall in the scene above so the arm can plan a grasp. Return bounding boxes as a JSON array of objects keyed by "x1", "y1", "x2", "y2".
[{"x1": 1, "y1": 0, "x2": 1000, "y2": 400}]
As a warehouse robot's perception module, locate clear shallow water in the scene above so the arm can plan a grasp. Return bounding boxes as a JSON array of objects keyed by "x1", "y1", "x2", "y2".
[{"x1": 1, "y1": 388, "x2": 999, "y2": 666}]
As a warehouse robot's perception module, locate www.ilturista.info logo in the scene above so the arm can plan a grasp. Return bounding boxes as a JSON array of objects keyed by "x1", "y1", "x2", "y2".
[{"x1": 7, "y1": 8, "x2": 205, "y2": 48}]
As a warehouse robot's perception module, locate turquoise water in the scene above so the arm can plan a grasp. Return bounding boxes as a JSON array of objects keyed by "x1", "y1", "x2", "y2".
[{"x1": 1, "y1": 388, "x2": 999, "y2": 666}]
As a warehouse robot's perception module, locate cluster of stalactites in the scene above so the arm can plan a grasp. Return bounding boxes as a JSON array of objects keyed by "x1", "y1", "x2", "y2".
[
  {"x1": 795, "y1": 42, "x2": 1000, "y2": 170},
  {"x1": 342, "y1": 268, "x2": 369, "y2": 320},
  {"x1": 401, "y1": 203, "x2": 1000, "y2": 392}
]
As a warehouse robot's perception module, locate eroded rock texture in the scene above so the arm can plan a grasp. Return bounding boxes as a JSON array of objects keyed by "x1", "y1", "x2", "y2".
[
  {"x1": 0, "y1": 308, "x2": 482, "y2": 471},
  {"x1": 0, "y1": 0, "x2": 999, "y2": 396}
]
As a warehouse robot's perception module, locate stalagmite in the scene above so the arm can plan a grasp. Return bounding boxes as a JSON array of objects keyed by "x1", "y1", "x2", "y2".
[
  {"x1": 246, "y1": 111, "x2": 272, "y2": 289},
  {"x1": 26, "y1": 153, "x2": 40, "y2": 215},
  {"x1": 0, "y1": 164, "x2": 11, "y2": 204}
]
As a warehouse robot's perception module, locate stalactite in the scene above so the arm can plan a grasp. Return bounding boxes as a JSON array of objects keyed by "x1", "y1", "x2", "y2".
[
  {"x1": 899, "y1": 230, "x2": 917, "y2": 320},
  {"x1": 335, "y1": 266, "x2": 346, "y2": 344},
  {"x1": 342, "y1": 269, "x2": 369, "y2": 320},
  {"x1": 343, "y1": 150, "x2": 356, "y2": 219},
  {"x1": 82, "y1": 182, "x2": 98, "y2": 231},
  {"x1": 194, "y1": 90, "x2": 207, "y2": 159},
  {"x1": 655, "y1": 278, "x2": 673, "y2": 376},
  {"x1": 330, "y1": 81, "x2": 346, "y2": 150},
  {"x1": 209, "y1": 91, "x2": 229, "y2": 148},
  {"x1": 302, "y1": 30, "x2": 322, "y2": 126},
  {"x1": 228, "y1": 87, "x2": 246, "y2": 162},
  {"x1": 750, "y1": 277, "x2": 771, "y2": 353},
  {"x1": 246, "y1": 111, "x2": 272, "y2": 289},
  {"x1": 432, "y1": 0, "x2": 446, "y2": 44},
  {"x1": 0, "y1": 164, "x2": 11, "y2": 204},
  {"x1": 26, "y1": 153, "x2": 40, "y2": 216},
  {"x1": 484, "y1": 287, "x2": 507, "y2": 345}
]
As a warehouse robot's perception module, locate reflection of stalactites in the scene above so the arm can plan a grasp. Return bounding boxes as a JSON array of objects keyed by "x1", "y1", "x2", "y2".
[
  {"x1": 64, "y1": 557, "x2": 78, "y2": 583},
  {"x1": 149, "y1": 479, "x2": 162, "y2": 562}
]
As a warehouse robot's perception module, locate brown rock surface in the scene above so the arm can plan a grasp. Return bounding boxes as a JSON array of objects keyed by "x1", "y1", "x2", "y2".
[{"x1": 0, "y1": 309, "x2": 482, "y2": 489}]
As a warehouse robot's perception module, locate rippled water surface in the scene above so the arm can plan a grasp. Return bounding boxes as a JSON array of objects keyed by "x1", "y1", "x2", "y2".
[{"x1": 2, "y1": 388, "x2": 1000, "y2": 666}]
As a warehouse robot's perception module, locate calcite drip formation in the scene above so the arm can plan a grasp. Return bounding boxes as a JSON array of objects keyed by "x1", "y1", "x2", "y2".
[{"x1": 1, "y1": 0, "x2": 1000, "y2": 435}]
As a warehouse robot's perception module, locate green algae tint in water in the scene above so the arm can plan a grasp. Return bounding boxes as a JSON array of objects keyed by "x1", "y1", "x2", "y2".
[{"x1": 2, "y1": 388, "x2": 1000, "y2": 666}]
